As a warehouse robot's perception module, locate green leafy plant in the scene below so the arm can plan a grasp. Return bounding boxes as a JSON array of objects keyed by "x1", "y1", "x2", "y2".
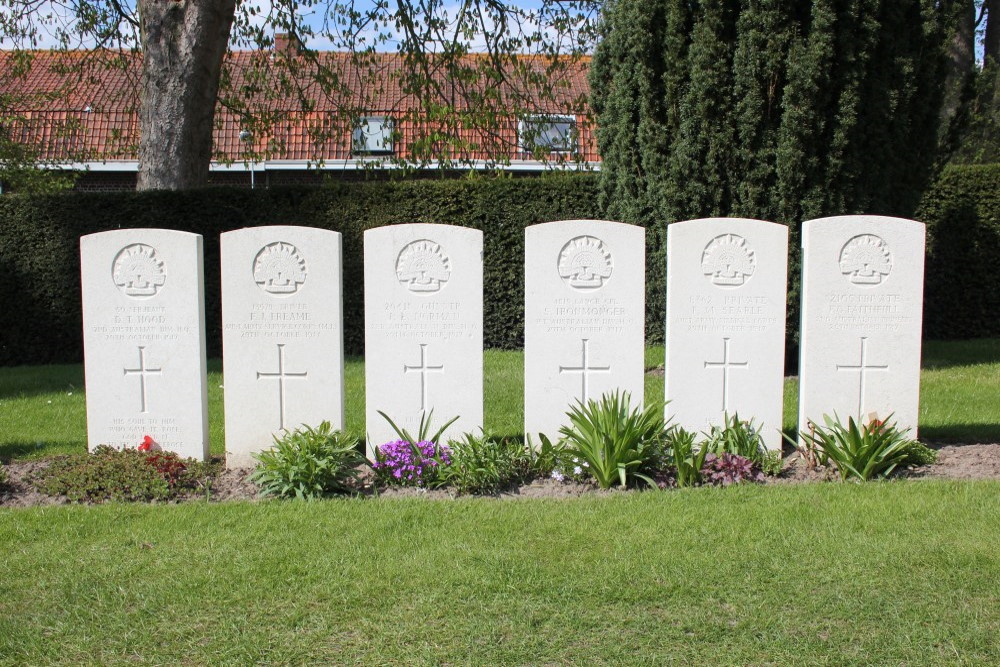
[
  {"x1": 558, "y1": 391, "x2": 668, "y2": 489},
  {"x1": 797, "y1": 414, "x2": 921, "y2": 481},
  {"x1": 437, "y1": 432, "x2": 531, "y2": 494},
  {"x1": 377, "y1": 409, "x2": 459, "y2": 446},
  {"x1": 250, "y1": 422, "x2": 365, "y2": 500},
  {"x1": 32, "y1": 445, "x2": 217, "y2": 502},
  {"x1": 902, "y1": 441, "x2": 939, "y2": 466},
  {"x1": 704, "y1": 414, "x2": 783, "y2": 476},
  {"x1": 0, "y1": 464, "x2": 9, "y2": 492},
  {"x1": 665, "y1": 427, "x2": 712, "y2": 488},
  {"x1": 524, "y1": 433, "x2": 563, "y2": 478}
]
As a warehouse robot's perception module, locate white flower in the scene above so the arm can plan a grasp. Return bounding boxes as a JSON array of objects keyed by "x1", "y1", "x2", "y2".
[
  {"x1": 582, "y1": 461, "x2": 589, "y2": 468},
  {"x1": 573, "y1": 466, "x2": 583, "y2": 475},
  {"x1": 551, "y1": 470, "x2": 565, "y2": 482}
]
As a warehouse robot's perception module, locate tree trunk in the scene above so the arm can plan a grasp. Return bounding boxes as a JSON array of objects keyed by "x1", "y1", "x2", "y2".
[
  {"x1": 136, "y1": 0, "x2": 236, "y2": 191},
  {"x1": 986, "y1": 0, "x2": 1000, "y2": 67},
  {"x1": 940, "y1": 0, "x2": 975, "y2": 129}
]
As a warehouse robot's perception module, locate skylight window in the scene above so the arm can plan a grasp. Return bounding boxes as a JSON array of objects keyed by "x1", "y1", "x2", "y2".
[
  {"x1": 519, "y1": 115, "x2": 576, "y2": 154},
  {"x1": 352, "y1": 116, "x2": 394, "y2": 155}
]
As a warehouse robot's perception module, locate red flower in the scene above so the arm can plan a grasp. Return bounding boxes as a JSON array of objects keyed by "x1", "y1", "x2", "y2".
[{"x1": 138, "y1": 435, "x2": 157, "y2": 452}]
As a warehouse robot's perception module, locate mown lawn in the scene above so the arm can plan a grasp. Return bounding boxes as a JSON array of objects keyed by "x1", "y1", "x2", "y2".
[
  {"x1": 2, "y1": 342, "x2": 999, "y2": 663},
  {"x1": 1, "y1": 482, "x2": 999, "y2": 664},
  {"x1": 1, "y1": 339, "x2": 998, "y2": 461}
]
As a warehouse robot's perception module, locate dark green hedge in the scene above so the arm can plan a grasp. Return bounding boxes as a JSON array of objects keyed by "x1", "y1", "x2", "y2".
[
  {"x1": 1, "y1": 167, "x2": 996, "y2": 366},
  {"x1": 0, "y1": 176, "x2": 607, "y2": 365},
  {"x1": 917, "y1": 164, "x2": 1000, "y2": 340}
]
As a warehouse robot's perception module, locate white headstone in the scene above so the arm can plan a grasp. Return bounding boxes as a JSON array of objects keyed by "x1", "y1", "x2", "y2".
[
  {"x1": 524, "y1": 220, "x2": 646, "y2": 440},
  {"x1": 364, "y1": 224, "x2": 483, "y2": 449},
  {"x1": 665, "y1": 218, "x2": 788, "y2": 449},
  {"x1": 80, "y1": 229, "x2": 208, "y2": 460},
  {"x1": 798, "y1": 215, "x2": 925, "y2": 437},
  {"x1": 221, "y1": 226, "x2": 344, "y2": 469}
]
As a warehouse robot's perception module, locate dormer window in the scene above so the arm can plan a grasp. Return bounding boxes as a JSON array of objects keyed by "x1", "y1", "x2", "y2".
[
  {"x1": 519, "y1": 114, "x2": 576, "y2": 154},
  {"x1": 352, "y1": 116, "x2": 394, "y2": 155}
]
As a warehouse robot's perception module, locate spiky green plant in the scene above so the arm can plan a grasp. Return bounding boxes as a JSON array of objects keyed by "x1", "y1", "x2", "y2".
[
  {"x1": 558, "y1": 391, "x2": 668, "y2": 489},
  {"x1": 666, "y1": 427, "x2": 711, "y2": 488},
  {"x1": 377, "y1": 409, "x2": 459, "y2": 446},
  {"x1": 799, "y1": 414, "x2": 919, "y2": 482}
]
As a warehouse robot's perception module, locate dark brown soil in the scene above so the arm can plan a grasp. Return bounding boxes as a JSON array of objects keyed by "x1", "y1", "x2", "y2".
[{"x1": 2, "y1": 443, "x2": 999, "y2": 508}]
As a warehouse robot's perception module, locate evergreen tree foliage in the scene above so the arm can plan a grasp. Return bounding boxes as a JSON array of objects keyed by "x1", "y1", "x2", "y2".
[
  {"x1": 592, "y1": 0, "x2": 957, "y2": 225},
  {"x1": 591, "y1": 0, "x2": 958, "y2": 351}
]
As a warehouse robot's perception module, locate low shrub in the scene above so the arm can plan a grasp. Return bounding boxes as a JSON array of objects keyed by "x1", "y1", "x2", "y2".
[
  {"x1": 32, "y1": 445, "x2": 216, "y2": 502},
  {"x1": 524, "y1": 433, "x2": 563, "y2": 478},
  {"x1": 437, "y1": 433, "x2": 531, "y2": 494},
  {"x1": 250, "y1": 422, "x2": 365, "y2": 500},
  {"x1": 704, "y1": 414, "x2": 783, "y2": 476},
  {"x1": 902, "y1": 441, "x2": 939, "y2": 466},
  {"x1": 701, "y1": 453, "x2": 765, "y2": 486},
  {"x1": 796, "y1": 415, "x2": 922, "y2": 481},
  {"x1": 0, "y1": 465, "x2": 9, "y2": 491},
  {"x1": 558, "y1": 391, "x2": 668, "y2": 489}
]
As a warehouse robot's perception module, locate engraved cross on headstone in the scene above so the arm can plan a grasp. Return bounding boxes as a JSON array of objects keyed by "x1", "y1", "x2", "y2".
[
  {"x1": 404, "y1": 343, "x2": 444, "y2": 412},
  {"x1": 123, "y1": 346, "x2": 162, "y2": 413},
  {"x1": 257, "y1": 343, "x2": 308, "y2": 430},
  {"x1": 836, "y1": 336, "x2": 889, "y2": 419},
  {"x1": 704, "y1": 337, "x2": 749, "y2": 413},
  {"x1": 559, "y1": 338, "x2": 611, "y2": 403}
]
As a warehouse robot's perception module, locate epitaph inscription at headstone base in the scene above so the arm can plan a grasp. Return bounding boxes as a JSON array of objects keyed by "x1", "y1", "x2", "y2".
[
  {"x1": 798, "y1": 216, "x2": 925, "y2": 439},
  {"x1": 364, "y1": 224, "x2": 483, "y2": 450},
  {"x1": 665, "y1": 218, "x2": 788, "y2": 450},
  {"x1": 221, "y1": 226, "x2": 345, "y2": 469},
  {"x1": 80, "y1": 229, "x2": 209, "y2": 460},
  {"x1": 524, "y1": 220, "x2": 646, "y2": 440}
]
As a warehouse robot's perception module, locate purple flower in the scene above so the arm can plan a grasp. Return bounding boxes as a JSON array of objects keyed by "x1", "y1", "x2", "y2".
[{"x1": 374, "y1": 438, "x2": 451, "y2": 487}]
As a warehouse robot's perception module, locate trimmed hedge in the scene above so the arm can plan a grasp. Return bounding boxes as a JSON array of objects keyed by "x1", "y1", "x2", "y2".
[
  {"x1": 916, "y1": 164, "x2": 1000, "y2": 340},
  {"x1": 0, "y1": 176, "x2": 604, "y2": 365},
  {"x1": 0, "y1": 167, "x2": 996, "y2": 366}
]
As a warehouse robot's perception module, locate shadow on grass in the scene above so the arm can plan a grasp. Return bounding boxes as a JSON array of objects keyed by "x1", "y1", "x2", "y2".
[
  {"x1": 918, "y1": 425, "x2": 1000, "y2": 444},
  {"x1": 921, "y1": 339, "x2": 1000, "y2": 370},
  {"x1": 0, "y1": 440, "x2": 86, "y2": 463},
  {"x1": 0, "y1": 365, "x2": 84, "y2": 400}
]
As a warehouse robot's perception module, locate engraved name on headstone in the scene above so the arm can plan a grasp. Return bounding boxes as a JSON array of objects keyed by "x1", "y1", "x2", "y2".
[
  {"x1": 524, "y1": 220, "x2": 646, "y2": 440},
  {"x1": 80, "y1": 229, "x2": 209, "y2": 459},
  {"x1": 221, "y1": 227, "x2": 345, "y2": 468},
  {"x1": 665, "y1": 219, "x2": 788, "y2": 449},
  {"x1": 364, "y1": 224, "x2": 483, "y2": 449}
]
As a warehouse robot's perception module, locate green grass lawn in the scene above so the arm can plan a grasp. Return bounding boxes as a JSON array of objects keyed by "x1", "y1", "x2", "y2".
[
  {"x1": 1, "y1": 339, "x2": 998, "y2": 461},
  {"x1": 1, "y1": 482, "x2": 999, "y2": 663},
  {"x1": 2, "y1": 342, "x2": 999, "y2": 663}
]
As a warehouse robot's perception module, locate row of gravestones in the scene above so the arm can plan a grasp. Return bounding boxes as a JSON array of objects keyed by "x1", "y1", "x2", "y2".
[{"x1": 80, "y1": 216, "x2": 924, "y2": 468}]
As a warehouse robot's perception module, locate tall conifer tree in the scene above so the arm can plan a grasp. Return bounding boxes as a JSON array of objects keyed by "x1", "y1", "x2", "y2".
[
  {"x1": 590, "y1": 0, "x2": 957, "y2": 345},
  {"x1": 592, "y1": 0, "x2": 956, "y2": 224}
]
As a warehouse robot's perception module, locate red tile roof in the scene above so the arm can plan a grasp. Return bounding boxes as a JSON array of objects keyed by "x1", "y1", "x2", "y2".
[{"x1": 1, "y1": 50, "x2": 599, "y2": 166}]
